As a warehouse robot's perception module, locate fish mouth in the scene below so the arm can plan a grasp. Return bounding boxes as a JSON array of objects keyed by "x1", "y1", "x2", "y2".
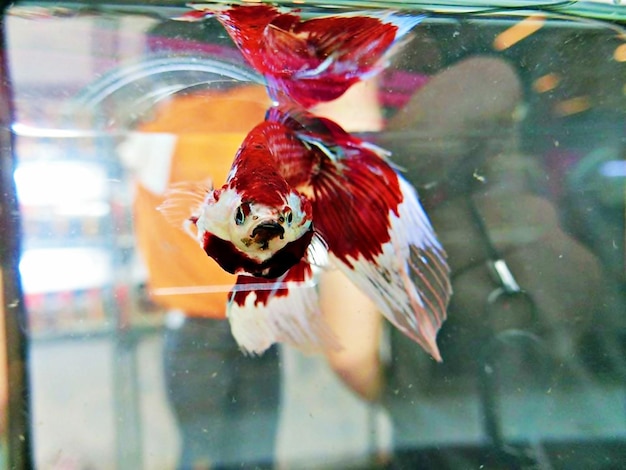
[{"x1": 251, "y1": 221, "x2": 285, "y2": 249}]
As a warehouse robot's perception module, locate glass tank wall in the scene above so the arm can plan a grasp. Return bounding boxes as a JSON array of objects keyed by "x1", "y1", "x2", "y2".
[{"x1": 0, "y1": 1, "x2": 625, "y2": 469}]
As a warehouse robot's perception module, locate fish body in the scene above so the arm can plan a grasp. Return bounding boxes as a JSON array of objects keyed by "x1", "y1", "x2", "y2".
[
  {"x1": 192, "y1": 121, "x2": 315, "y2": 279},
  {"x1": 182, "y1": 4, "x2": 424, "y2": 107},
  {"x1": 194, "y1": 106, "x2": 451, "y2": 360}
]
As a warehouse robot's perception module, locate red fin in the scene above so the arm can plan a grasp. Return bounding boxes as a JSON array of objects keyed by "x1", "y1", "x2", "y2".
[
  {"x1": 269, "y1": 107, "x2": 403, "y2": 264},
  {"x1": 213, "y1": 4, "x2": 283, "y2": 71},
  {"x1": 268, "y1": 107, "x2": 451, "y2": 360},
  {"x1": 213, "y1": 6, "x2": 424, "y2": 107},
  {"x1": 264, "y1": 15, "x2": 398, "y2": 106},
  {"x1": 268, "y1": 15, "x2": 397, "y2": 74}
]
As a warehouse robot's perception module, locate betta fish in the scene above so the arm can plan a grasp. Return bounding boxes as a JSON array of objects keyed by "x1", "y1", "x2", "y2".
[
  {"x1": 170, "y1": 106, "x2": 451, "y2": 360},
  {"x1": 178, "y1": 4, "x2": 424, "y2": 108}
]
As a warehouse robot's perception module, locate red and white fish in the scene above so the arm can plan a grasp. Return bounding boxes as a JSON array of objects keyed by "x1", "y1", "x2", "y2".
[
  {"x1": 172, "y1": 106, "x2": 451, "y2": 360},
  {"x1": 178, "y1": 4, "x2": 425, "y2": 108},
  {"x1": 189, "y1": 117, "x2": 315, "y2": 280}
]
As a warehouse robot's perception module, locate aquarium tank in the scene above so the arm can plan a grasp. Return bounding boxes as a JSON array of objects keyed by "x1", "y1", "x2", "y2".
[{"x1": 0, "y1": 1, "x2": 625, "y2": 469}]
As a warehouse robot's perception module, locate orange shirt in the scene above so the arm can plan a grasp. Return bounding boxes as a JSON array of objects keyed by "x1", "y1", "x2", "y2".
[{"x1": 132, "y1": 85, "x2": 269, "y2": 318}]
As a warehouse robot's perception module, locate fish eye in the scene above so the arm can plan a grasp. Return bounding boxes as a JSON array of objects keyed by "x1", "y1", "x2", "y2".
[{"x1": 235, "y1": 206, "x2": 245, "y2": 226}]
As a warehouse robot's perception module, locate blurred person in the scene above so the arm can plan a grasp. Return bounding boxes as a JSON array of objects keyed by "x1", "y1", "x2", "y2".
[
  {"x1": 381, "y1": 55, "x2": 604, "y2": 373},
  {"x1": 320, "y1": 55, "x2": 607, "y2": 468}
]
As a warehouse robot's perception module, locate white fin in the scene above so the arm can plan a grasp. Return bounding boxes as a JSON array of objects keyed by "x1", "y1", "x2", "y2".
[
  {"x1": 331, "y1": 177, "x2": 450, "y2": 361},
  {"x1": 157, "y1": 180, "x2": 212, "y2": 233},
  {"x1": 227, "y1": 264, "x2": 339, "y2": 354}
]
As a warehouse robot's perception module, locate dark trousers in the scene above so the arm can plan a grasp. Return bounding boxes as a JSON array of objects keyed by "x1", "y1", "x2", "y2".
[{"x1": 163, "y1": 316, "x2": 281, "y2": 469}]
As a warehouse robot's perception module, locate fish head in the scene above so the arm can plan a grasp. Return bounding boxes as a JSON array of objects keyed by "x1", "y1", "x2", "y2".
[
  {"x1": 195, "y1": 186, "x2": 313, "y2": 264},
  {"x1": 235, "y1": 190, "x2": 313, "y2": 260}
]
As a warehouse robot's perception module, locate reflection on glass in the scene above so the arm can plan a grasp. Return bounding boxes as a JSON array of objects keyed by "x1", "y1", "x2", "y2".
[{"x1": 14, "y1": 160, "x2": 109, "y2": 215}]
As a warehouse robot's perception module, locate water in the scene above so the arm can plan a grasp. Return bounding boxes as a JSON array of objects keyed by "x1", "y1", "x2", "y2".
[{"x1": 1, "y1": 1, "x2": 625, "y2": 468}]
